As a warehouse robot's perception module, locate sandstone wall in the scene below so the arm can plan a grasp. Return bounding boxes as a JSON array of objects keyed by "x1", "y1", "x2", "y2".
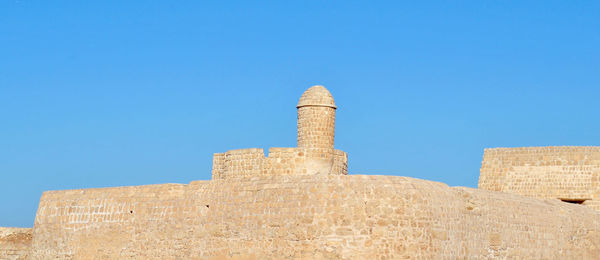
[
  {"x1": 479, "y1": 146, "x2": 600, "y2": 210},
  {"x1": 212, "y1": 148, "x2": 348, "y2": 180},
  {"x1": 0, "y1": 227, "x2": 32, "y2": 260},
  {"x1": 31, "y1": 175, "x2": 600, "y2": 259}
]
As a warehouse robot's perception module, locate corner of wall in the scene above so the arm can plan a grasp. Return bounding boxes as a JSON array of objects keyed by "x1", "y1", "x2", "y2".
[
  {"x1": 333, "y1": 149, "x2": 348, "y2": 175},
  {"x1": 212, "y1": 153, "x2": 225, "y2": 180}
]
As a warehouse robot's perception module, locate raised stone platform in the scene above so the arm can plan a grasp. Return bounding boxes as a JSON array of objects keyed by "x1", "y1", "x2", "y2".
[{"x1": 29, "y1": 175, "x2": 600, "y2": 259}]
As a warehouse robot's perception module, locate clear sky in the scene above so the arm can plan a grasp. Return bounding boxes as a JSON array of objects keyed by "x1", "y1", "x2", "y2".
[{"x1": 1, "y1": 1, "x2": 599, "y2": 227}]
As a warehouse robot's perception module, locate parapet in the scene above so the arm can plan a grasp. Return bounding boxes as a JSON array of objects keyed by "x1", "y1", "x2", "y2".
[
  {"x1": 479, "y1": 146, "x2": 600, "y2": 211},
  {"x1": 212, "y1": 147, "x2": 347, "y2": 180}
]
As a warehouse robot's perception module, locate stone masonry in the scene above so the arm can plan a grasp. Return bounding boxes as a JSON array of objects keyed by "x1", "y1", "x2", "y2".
[
  {"x1": 479, "y1": 146, "x2": 600, "y2": 211},
  {"x1": 0, "y1": 228, "x2": 31, "y2": 260},
  {"x1": 1, "y1": 85, "x2": 599, "y2": 259},
  {"x1": 212, "y1": 86, "x2": 348, "y2": 180},
  {"x1": 28, "y1": 175, "x2": 600, "y2": 259}
]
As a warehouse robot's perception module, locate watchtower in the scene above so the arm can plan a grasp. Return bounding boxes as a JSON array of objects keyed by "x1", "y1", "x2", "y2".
[
  {"x1": 211, "y1": 85, "x2": 347, "y2": 180},
  {"x1": 296, "y1": 85, "x2": 337, "y2": 150}
]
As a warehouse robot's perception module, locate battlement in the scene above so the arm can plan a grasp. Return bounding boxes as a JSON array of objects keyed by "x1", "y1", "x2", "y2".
[
  {"x1": 212, "y1": 85, "x2": 348, "y2": 180},
  {"x1": 211, "y1": 147, "x2": 347, "y2": 179},
  {"x1": 479, "y1": 146, "x2": 600, "y2": 211}
]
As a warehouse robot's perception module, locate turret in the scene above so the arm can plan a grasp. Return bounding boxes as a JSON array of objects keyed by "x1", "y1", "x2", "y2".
[
  {"x1": 297, "y1": 85, "x2": 337, "y2": 150},
  {"x1": 212, "y1": 85, "x2": 347, "y2": 180}
]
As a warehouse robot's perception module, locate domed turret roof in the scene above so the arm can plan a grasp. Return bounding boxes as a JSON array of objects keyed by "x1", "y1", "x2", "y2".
[{"x1": 297, "y1": 85, "x2": 337, "y2": 108}]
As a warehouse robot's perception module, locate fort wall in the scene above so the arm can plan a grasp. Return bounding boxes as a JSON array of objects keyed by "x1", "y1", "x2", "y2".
[
  {"x1": 479, "y1": 146, "x2": 600, "y2": 210},
  {"x1": 30, "y1": 175, "x2": 600, "y2": 259},
  {"x1": 8, "y1": 86, "x2": 600, "y2": 258},
  {"x1": 0, "y1": 227, "x2": 32, "y2": 260},
  {"x1": 211, "y1": 147, "x2": 348, "y2": 180}
]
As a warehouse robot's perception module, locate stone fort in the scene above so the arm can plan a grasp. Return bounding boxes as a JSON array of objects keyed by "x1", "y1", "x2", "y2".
[{"x1": 1, "y1": 86, "x2": 598, "y2": 259}]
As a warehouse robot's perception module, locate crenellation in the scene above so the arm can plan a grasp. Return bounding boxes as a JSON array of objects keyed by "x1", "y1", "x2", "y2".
[
  {"x1": 212, "y1": 86, "x2": 347, "y2": 180},
  {"x1": 212, "y1": 147, "x2": 349, "y2": 180}
]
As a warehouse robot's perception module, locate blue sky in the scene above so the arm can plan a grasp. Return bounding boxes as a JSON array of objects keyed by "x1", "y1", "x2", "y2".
[{"x1": 1, "y1": 1, "x2": 599, "y2": 227}]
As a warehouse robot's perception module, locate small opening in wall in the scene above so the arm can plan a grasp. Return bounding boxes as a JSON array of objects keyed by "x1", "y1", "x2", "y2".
[
  {"x1": 206, "y1": 205, "x2": 209, "y2": 208},
  {"x1": 130, "y1": 210, "x2": 134, "y2": 213},
  {"x1": 560, "y1": 199, "x2": 586, "y2": 205}
]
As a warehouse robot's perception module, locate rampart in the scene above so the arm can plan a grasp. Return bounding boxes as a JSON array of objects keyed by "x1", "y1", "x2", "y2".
[
  {"x1": 0, "y1": 227, "x2": 32, "y2": 260},
  {"x1": 5, "y1": 85, "x2": 600, "y2": 258},
  {"x1": 479, "y1": 146, "x2": 600, "y2": 210},
  {"x1": 212, "y1": 148, "x2": 348, "y2": 179},
  {"x1": 30, "y1": 175, "x2": 600, "y2": 259}
]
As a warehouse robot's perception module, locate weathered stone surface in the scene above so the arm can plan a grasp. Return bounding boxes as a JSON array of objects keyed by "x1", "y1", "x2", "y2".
[
  {"x1": 212, "y1": 147, "x2": 347, "y2": 180},
  {"x1": 28, "y1": 175, "x2": 600, "y2": 259},
  {"x1": 479, "y1": 146, "x2": 600, "y2": 211},
  {"x1": 0, "y1": 227, "x2": 32, "y2": 260}
]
